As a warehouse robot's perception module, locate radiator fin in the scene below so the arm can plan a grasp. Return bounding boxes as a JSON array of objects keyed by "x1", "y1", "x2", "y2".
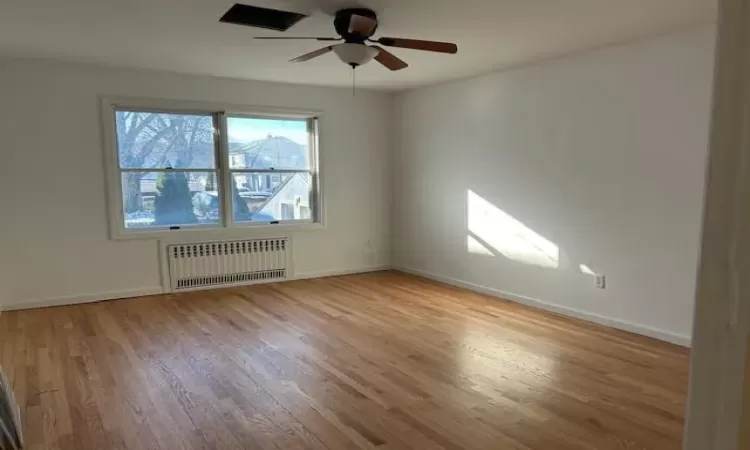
[{"x1": 167, "y1": 238, "x2": 289, "y2": 291}]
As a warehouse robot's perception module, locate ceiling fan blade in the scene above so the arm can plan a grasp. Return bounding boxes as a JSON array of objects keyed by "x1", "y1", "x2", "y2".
[
  {"x1": 255, "y1": 37, "x2": 341, "y2": 41},
  {"x1": 371, "y1": 46, "x2": 408, "y2": 71},
  {"x1": 376, "y1": 37, "x2": 458, "y2": 54},
  {"x1": 349, "y1": 14, "x2": 377, "y2": 36},
  {"x1": 291, "y1": 45, "x2": 335, "y2": 62}
]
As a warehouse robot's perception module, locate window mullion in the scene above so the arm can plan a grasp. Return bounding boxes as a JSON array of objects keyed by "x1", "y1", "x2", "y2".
[
  {"x1": 310, "y1": 117, "x2": 321, "y2": 224},
  {"x1": 216, "y1": 112, "x2": 234, "y2": 229}
]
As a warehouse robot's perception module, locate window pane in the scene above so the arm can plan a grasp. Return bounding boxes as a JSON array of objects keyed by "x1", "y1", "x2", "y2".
[
  {"x1": 232, "y1": 172, "x2": 312, "y2": 222},
  {"x1": 227, "y1": 117, "x2": 310, "y2": 170},
  {"x1": 116, "y1": 111, "x2": 216, "y2": 169},
  {"x1": 121, "y1": 171, "x2": 220, "y2": 229}
]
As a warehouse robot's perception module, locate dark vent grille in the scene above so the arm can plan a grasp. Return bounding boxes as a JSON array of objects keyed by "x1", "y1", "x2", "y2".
[
  {"x1": 176, "y1": 269, "x2": 287, "y2": 289},
  {"x1": 219, "y1": 4, "x2": 307, "y2": 32},
  {"x1": 171, "y1": 239, "x2": 286, "y2": 259}
]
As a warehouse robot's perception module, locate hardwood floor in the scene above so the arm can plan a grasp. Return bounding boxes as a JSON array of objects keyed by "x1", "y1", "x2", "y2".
[{"x1": 0, "y1": 271, "x2": 690, "y2": 450}]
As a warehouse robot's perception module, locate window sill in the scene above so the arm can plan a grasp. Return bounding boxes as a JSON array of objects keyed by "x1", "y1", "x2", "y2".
[{"x1": 110, "y1": 222, "x2": 324, "y2": 242}]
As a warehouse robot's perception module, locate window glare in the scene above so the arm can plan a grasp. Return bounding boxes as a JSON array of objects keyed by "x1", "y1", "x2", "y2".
[
  {"x1": 115, "y1": 111, "x2": 215, "y2": 169},
  {"x1": 227, "y1": 117, "x2": 308, "y2": 145}
]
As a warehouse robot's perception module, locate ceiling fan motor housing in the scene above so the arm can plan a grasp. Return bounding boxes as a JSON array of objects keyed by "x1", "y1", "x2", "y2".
[{"x1": 334, "y1": 8, "x2": 379, "y2": 43}]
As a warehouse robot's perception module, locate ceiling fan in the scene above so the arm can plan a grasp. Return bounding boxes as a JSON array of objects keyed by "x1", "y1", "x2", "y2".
[{"x1": 220, "y1": 4, "x2": 458, "y2": 71}]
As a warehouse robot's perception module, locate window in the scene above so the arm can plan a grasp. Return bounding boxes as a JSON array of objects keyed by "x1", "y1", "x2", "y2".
[
  {"x1": 103, "y1": 98, "x2": 321, "y2": 239},
  {"x1": 227, "y1": 116, "x2": 314, "y2": 224}
]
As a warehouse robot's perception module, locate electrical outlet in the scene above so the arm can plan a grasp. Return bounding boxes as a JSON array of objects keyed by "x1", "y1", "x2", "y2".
[{"x1": 595, "y1": 275, "x2": 607, "y2": 289}]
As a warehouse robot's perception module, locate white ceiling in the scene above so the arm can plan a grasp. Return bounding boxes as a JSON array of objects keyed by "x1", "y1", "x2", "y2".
[{"x1": 0, "y1": 0, "x2": 716, "y2": 91}]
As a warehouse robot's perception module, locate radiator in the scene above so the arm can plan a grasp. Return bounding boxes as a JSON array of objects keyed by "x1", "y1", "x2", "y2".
[{"x1": 165, "y1": 238, "x2": 290, "y2": 291}]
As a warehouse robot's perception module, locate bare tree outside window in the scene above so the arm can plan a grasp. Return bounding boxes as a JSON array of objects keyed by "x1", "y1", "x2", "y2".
[{"x1": 116, "y1": 112, "x2": 215, "y2": 215}]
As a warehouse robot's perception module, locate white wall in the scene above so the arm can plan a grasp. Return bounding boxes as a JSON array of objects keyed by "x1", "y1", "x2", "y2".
[
  {"x1": 393, "y1": 24, "x2": 716, "y2": 345},
  {"x1": 0, "y1": 25, "x2": 717, "y2": 347},
  {"x1": 0, "y1": 58, "x2": 392, "y2": 309}
]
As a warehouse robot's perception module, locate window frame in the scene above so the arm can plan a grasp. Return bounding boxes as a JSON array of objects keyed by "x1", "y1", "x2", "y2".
[{"x1": 101, "y1": 96, "x2": 324, "y2": 241}]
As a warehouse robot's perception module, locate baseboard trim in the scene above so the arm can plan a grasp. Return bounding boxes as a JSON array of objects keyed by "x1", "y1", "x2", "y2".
[
  {"x1": 1, "y1": 287, "x2": 166, "y2": 312},
  {"x1": 3, "y1": 266, "x2": 691, "y2": 348},
  {"x1": 0, "y1": 266, "x2": 392, "y2": 312},
  {"x1": 395, "y1": 266, "x2": 691, "y2": 347},
  {"x1": 291, "y1": 265, "x2": 391, "y2": 281}
]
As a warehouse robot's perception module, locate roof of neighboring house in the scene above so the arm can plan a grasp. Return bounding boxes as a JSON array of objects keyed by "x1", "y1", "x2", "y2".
[{"x1": 229, "y1": 136, "x2": 307, "y2": 170}]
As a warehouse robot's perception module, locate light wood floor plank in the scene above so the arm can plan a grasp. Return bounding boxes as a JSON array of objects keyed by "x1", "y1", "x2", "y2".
[{"x1": 0, "y1": 271, "x2": 690, "y2": 449}]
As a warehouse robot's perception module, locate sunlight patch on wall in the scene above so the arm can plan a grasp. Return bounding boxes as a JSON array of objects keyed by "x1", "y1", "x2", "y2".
[
  {"x1": 579, "y1": 264, "x2": 596, "y2": 275},
  {"x1": 468, "y1": 190, "x2": 559, "y2": 268},
  {"x1": 467, "y1": 235, "x2": 495, "y2": 256}
]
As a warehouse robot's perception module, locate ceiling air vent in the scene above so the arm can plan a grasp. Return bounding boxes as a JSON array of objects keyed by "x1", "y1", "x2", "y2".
[{"x1": 219, "y1": 4, "x2": 308, "y2": 32}]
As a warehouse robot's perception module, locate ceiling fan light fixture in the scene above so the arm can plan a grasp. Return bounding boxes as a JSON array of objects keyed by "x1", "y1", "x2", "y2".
[{"x1": 333, "y1": 43, "x2": 379, "y2": 67}]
